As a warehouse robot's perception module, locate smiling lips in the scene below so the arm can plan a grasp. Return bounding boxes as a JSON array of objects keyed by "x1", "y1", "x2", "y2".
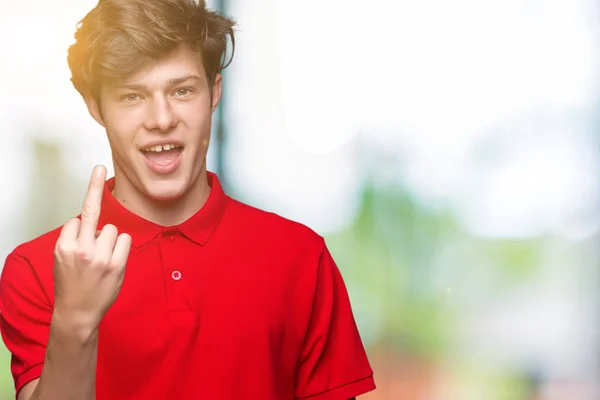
[{"x1": 141, "y1": 143, "x2": 183, "y2": 174}]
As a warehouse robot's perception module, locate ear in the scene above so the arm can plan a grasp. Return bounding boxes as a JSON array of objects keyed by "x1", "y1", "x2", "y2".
[
  {"x1": 85, "y1": 95, "x2": 106, "y2": 127},
  {"x1": 211, "y1": 73, "x2": 223, "y2": 113}
]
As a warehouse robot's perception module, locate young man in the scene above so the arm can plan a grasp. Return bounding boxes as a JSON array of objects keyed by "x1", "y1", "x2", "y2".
[{"x1": 0, "y1": 1, "x2": 375, "y2": 399}]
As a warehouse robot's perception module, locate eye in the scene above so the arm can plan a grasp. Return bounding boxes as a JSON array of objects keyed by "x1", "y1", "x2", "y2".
[
  {"x1": 121, "y1": 93, "x2": 142, "y2": 102},
  {"x1": 174, "y1": 88, "x2": 194, "y2": 97}
]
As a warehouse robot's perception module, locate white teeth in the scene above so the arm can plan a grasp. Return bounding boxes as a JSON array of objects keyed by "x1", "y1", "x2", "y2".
[{"x1": 144, "y1": 144, "x2": 180, "y2": 152}]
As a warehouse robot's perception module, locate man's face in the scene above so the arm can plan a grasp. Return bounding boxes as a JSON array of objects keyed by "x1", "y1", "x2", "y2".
[{"x1": 88, "y1": 44, "x2": 221, "y2": 202}]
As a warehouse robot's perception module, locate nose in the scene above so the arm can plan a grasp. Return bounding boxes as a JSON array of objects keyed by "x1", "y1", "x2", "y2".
[{"x1": 145, "y1": 96, "x2": 177, "y2": 132}]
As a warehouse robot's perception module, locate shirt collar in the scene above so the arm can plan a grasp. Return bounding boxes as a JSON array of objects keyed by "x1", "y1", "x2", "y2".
[{"x1": 99, "y1": 171, "x2": 229, "y2": 248}]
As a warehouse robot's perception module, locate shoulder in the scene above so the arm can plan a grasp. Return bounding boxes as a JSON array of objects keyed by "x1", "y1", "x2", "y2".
[
  {"x1": 2, "y1": 224, "x2": 63, "y2": 289},
  {"x1": 225, "y1": 198, "x2": 326, "y2": 254},
  {"x1": 10, "y1": 224, "x2": 63, "y2": 264}
]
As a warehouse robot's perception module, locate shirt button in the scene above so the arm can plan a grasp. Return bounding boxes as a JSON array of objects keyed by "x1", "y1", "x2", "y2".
[
  {"x1": 171, "y1": 270, "x2": 182, "y2": 281},
  {"x1": 162, "y1": 230, "x2": 176, "y2": 240}
]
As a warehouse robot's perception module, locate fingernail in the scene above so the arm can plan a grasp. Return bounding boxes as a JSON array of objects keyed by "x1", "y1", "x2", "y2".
[{"x1": 93, "y1": 165, "x2": 105, "y2": 178}]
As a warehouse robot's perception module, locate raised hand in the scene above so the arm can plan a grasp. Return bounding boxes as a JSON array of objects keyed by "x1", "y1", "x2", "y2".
[{"x1": 52, "y1": 165, "x2": 132, "y2": 332}]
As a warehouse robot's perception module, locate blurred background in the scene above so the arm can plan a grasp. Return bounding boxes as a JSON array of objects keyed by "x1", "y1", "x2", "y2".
[{"x1": 1, "y1": 0, "x2": 599, "y2": 398}]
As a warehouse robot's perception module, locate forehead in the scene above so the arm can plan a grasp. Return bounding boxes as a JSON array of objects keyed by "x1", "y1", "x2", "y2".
[{"x1": 120, "y1": 45, "x2": 206, "y2": 88}]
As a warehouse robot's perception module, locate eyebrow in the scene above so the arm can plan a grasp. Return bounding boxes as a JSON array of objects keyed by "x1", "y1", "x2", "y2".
[
  {"x1": 167, "y1": 74, "x2": 202, "y2": 85},
  {"x1": 115, "y1": 74, "x2": 202, "y2": 91}
]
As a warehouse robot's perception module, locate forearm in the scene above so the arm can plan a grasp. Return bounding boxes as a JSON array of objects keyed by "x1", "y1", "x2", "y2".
[{"x1": 30, "y1": 312, "x2": 99, "y2": 400}]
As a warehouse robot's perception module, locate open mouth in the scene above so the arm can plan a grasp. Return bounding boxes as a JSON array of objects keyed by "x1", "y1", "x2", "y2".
[{"x1": 140, "y1": 143, "x2": 184, "y2": 173}]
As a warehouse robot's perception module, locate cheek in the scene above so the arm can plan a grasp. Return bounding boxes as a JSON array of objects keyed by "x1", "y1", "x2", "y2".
[
  {"x1": 104, "y1": 111, "x2": 140, "y2": 146},
  {"x1": 105, "y1": 129, "x2": 139, "y2": 165},
  {"x1": 181, "y1": 106, "x2": 213, "y2": 137}
]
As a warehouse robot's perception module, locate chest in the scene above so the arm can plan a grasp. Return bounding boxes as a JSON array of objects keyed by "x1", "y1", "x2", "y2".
[{"x1": 94, "y1": 238, "x2": 307, "y2": 391}]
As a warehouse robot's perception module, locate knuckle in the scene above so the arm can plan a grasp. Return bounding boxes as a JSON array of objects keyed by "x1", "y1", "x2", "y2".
[
  {"x1": 54, "y1": 240, "x2": 73, "y2": 256},
  {"x1": 90, "y1": 179, "x2": 104, "y2": 188},
  {"x1": 53, "y1": 241, "x2": 65, "y2": 255},
  {"x1": 65, "y1": 217, "x2": 79, "y2": 226},
  {"x1": 95, "y1": 258, "x2": 112, "y2": 270},
  {"x1": 81, "y1": 204, "x2": 98, "y2": 219},
  {"x1": 109, "y1": 259, "x2": 124, "y2": 270},
  {"x1": 88, "y1": 250, "x2": 111, "y2": 268},
  {"x1": 74, "y1": 247, "x2": 94, "y2": 263},
  {"x1": 102, "y1": 224, "x2": 118, "y2": 234}
]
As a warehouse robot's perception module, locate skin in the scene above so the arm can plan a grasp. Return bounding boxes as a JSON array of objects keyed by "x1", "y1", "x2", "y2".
[
  {"x1": 17, "y1": 44, "x2": 361, "y2": 400},
  {"x1": 19, "y1": 44, "x2": 222, "y2": 400},
  {"x1": 88, "y1": 43, "x2": 222, "y2": 227}
]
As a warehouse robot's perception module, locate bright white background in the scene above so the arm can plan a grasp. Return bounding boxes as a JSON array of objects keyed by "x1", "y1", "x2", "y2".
[{"x1": 0, "y1": 0, "x2": 599, "y2": 398}]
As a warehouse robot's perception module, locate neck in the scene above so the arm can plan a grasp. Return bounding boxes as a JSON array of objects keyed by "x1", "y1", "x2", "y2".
[{"x1": 110, "y1": 168, "x2": 211, "y2": 227}]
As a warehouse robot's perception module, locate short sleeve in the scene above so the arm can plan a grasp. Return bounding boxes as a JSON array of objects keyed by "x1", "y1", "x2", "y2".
[
  {"x1": 295, "y1": 243, "x2": 375, "y2": 399},
  {"x1": 0, "y1": 251, "x2": 51, "y2": 396}
]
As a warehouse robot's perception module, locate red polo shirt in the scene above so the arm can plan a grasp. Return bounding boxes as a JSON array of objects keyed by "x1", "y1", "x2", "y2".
[{"x1": 0, "y1": 172, "x2": 375, "y2": 399}]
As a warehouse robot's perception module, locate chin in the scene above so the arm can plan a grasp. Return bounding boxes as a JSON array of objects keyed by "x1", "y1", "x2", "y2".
[{"x1": 141, "y1": 179, "x2": 189, "y2": 202}]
